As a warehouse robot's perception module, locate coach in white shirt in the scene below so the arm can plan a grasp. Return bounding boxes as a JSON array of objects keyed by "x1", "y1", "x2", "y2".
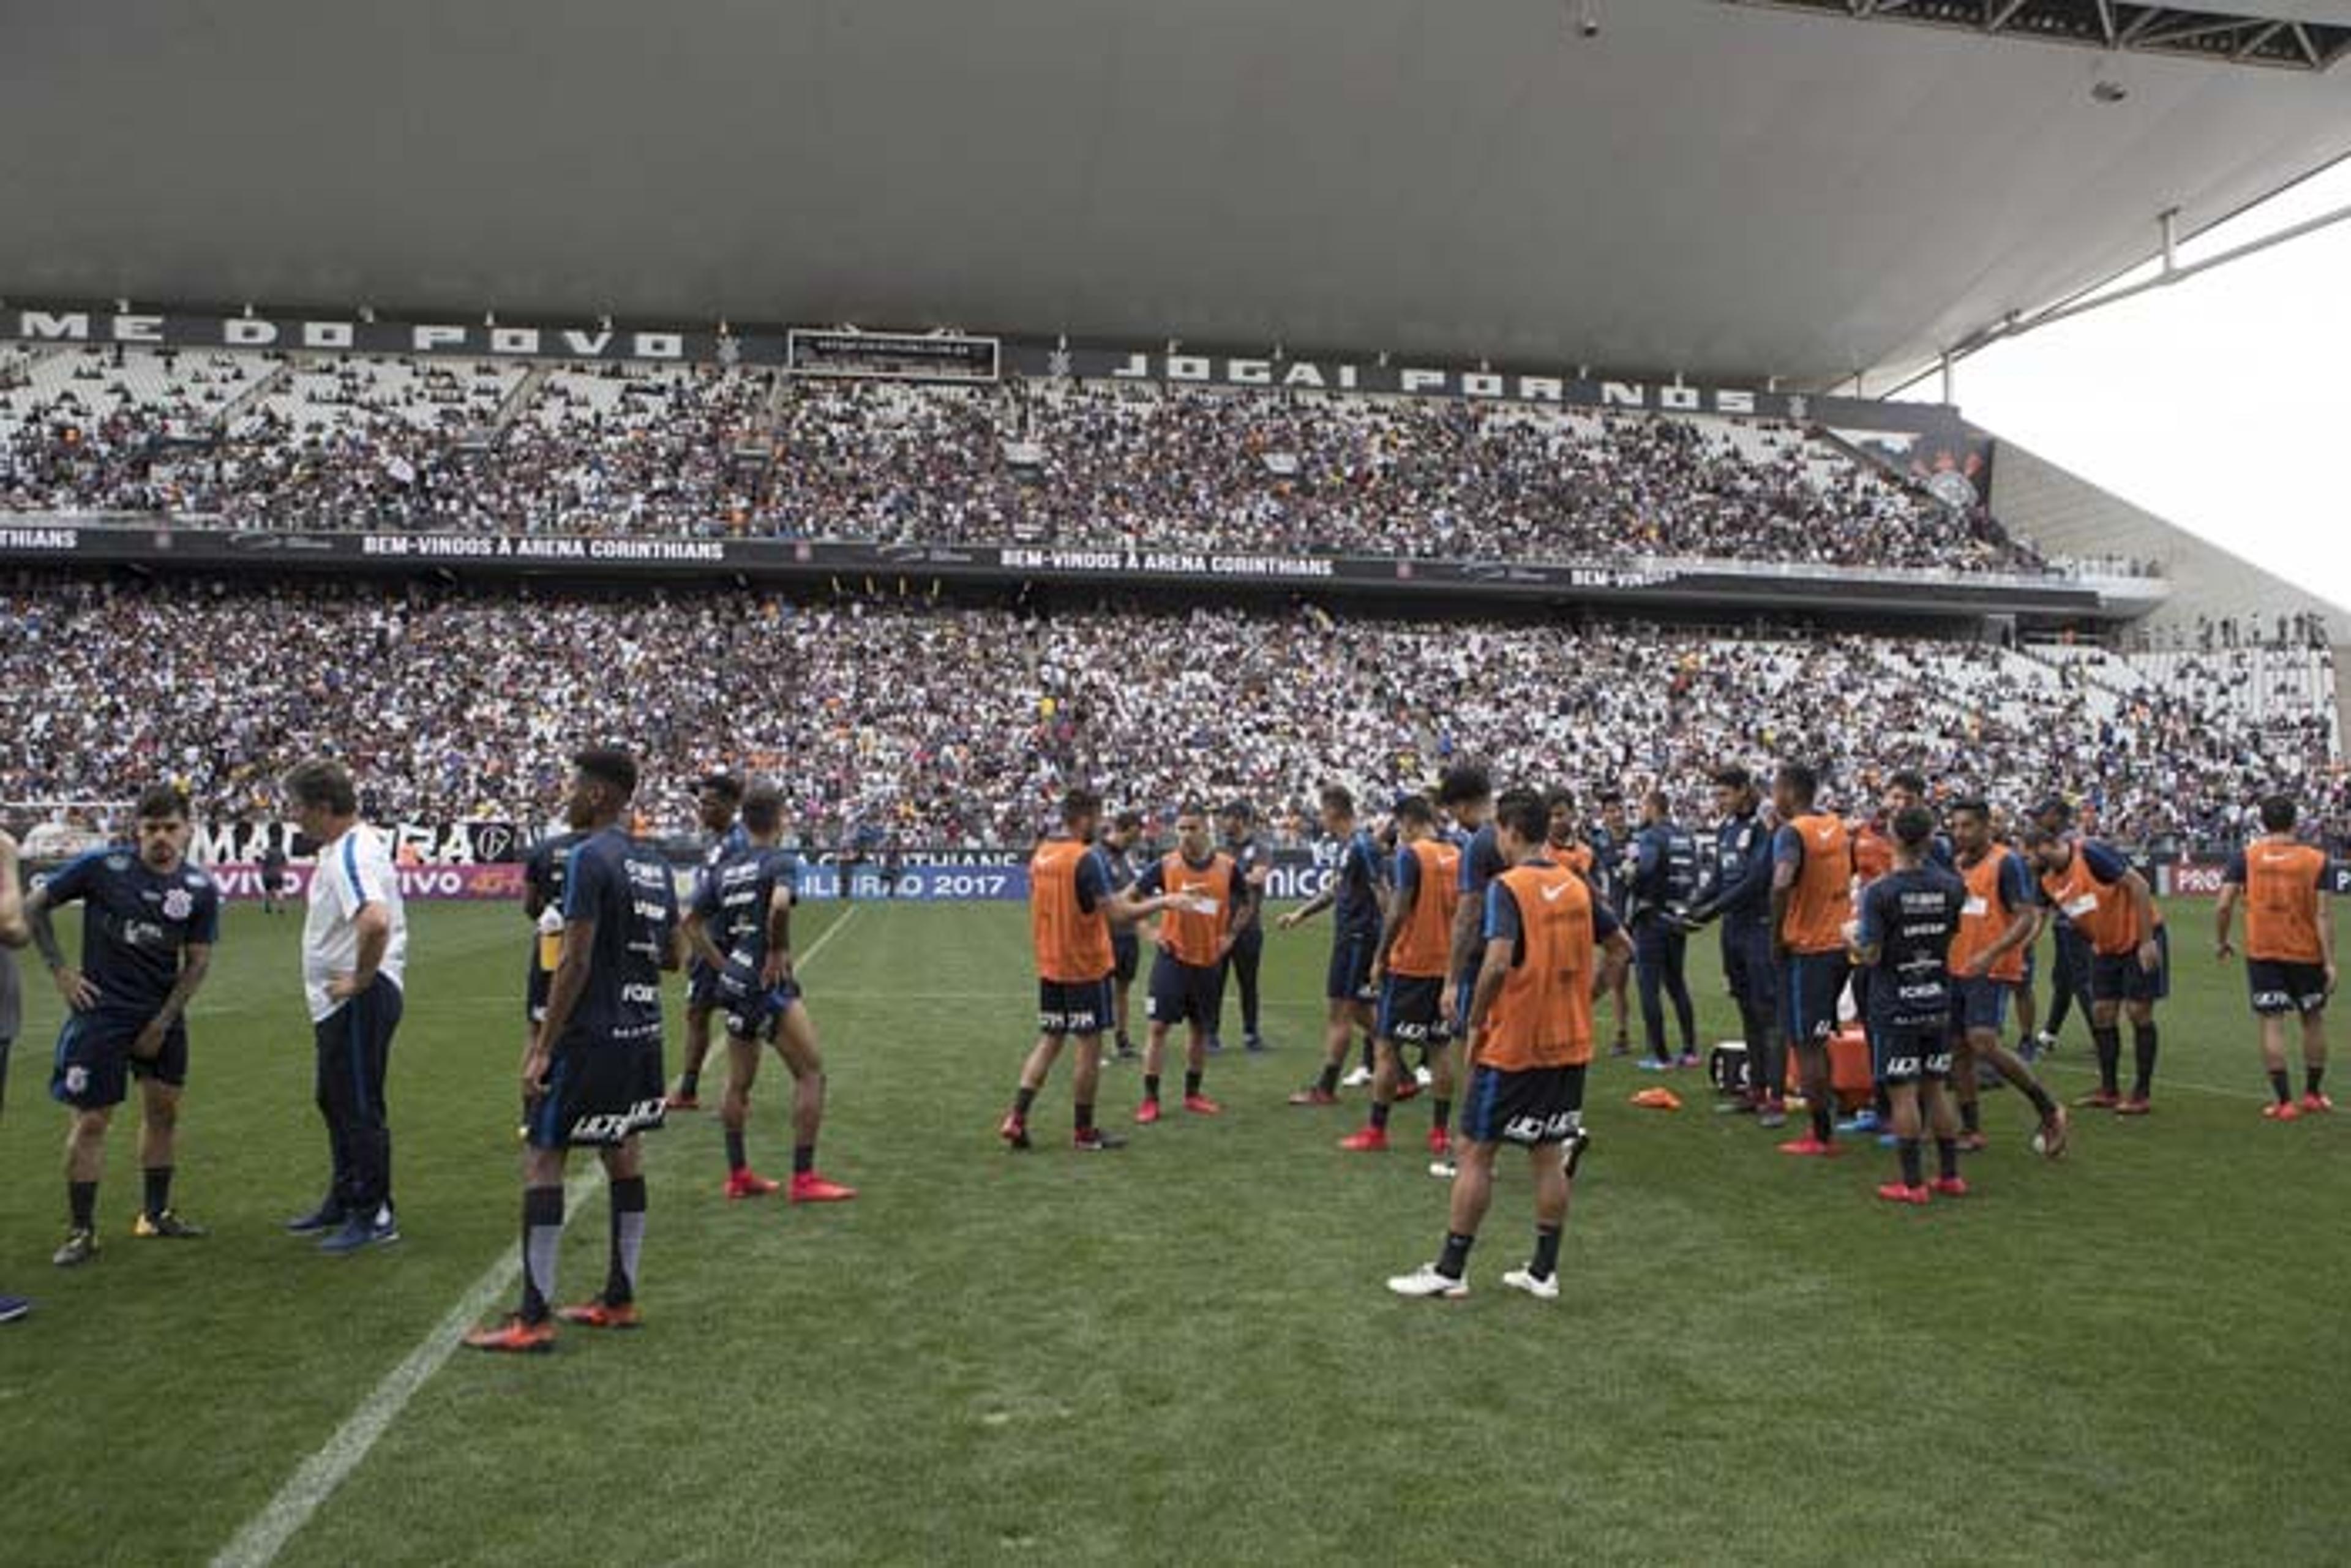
[{"x1": 283, "y1": 759, "x2": 408, "y2": 1255}]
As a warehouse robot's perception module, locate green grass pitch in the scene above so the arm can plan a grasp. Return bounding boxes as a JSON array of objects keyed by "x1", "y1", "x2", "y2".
[{"x1": 1, "y1": 896, "x2": 2345, "y2": 1566}]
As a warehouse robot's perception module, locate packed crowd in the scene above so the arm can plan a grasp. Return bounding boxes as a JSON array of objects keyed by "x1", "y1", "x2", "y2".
[
  {"x1": 0, "y1": 345, "x2": 2069, "y2": 575},
  {"x1": 768, "y1": 380, "x2": 2044, "y2": 574},
  {"x1": 0, "y1": 579, "x2": 2331, "y2": 852}
]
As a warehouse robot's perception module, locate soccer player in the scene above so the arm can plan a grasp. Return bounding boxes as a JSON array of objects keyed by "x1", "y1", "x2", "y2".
[
  {"x1": 1347, "y1": 796, "x2": 1462, "y2": 1155},
  {"x1": 1681, "y1": 767, "x2": 1780, "y2": 1117},
  {"x1": 686, "y1": 784, "x2": 857, "y2": 1202},
  {"x1": 2216, "y1": 795, "x2": 2335, "y2": 1120},
  {"x1": 2023, "y1": 824, "x2": 2166, "y2": 1114},
  {"x1": 28, "y1": 784, "x2": 219, "y2": 1266},
  {"x1": 1545, "y1": 792, "x2": 1593, "y2": 879},
  {"x1": 1769, "y1": 762, "x2": 1852, "y2": 1155},
  {"x1": 259, "y1": 836, "x2": 289, "y2": 916},
  {"x1": 668, "y1": 773, "x2": 748, "y2": 1111},
  {"x1": 1131, "y1": 801, "x2": 1247, "y2": 1122},
  {"x1": 1842, "y1": 770, "x2": 1940, "y2": 1137},
  {"x1": 517, "y1": 816, "x2": 590, "y2": 1141},
  {"x1": 1851, "y1": 806, "x2": 1968, "y2": 1204},
  {"x1": 1387, "y1": 790, "x2": 1630, "y2": 1300},
  {"x1": 1990, "y1": 805, "x2": 2046, "y2": 1060},
  {"x1": 2028, "y1": 797, "x2": 2093, "y2": 1056},
  {"x1": 1214, "y1": 800, "x2": 1270, "y2": 1054},
  {"x1": 467, "y1": 748, "x2": 682, "y2": 1352},
  {"x1": 1944, "y1": 800, "x2": 2069, "y2": 1158},
  {"x1": 284, "y1": 759, "x2": 410, "y2": 1254},
  {"x1": 1589, "y1": 792, "x2": 1633, "y2": 1054},
  {"x1": 1626, "y1": 790, "x2": 1702, "y2": 1071},
  {"x1": 1002, "y1": 789, "x2": 1177, "y2": 1152},
  {"x1": 1282, "y1": 786, "x2": 1385, "y2": 1105},
  {"x1": 1101, "y1": 810, "x2": 1147, "y2": 1060},
  {"x1": 0, "y1": 829, "x2": 33, "y2": 1321},
  {"x1": 1438, "y1": 762, "x2": 1501, "y2": 1038}
]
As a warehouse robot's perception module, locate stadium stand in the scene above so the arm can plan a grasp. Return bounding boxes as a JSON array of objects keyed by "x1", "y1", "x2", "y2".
[
  {"x1": 0, "y1": 579, "x2": 2331, "y2": 852},
  {"x1": 1, "y1": 345, "x2": 2121, "y2": 578}
]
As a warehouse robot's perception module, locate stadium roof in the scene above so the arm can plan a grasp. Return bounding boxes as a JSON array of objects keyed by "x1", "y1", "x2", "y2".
[{"x1": 6, "y1": 0, "x2": 2349, "y2": 391}]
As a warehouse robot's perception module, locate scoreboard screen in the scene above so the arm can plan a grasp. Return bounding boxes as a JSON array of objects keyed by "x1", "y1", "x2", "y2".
[{"x1": 786, "y1": 329, "x2": 1000, "y2": 384}]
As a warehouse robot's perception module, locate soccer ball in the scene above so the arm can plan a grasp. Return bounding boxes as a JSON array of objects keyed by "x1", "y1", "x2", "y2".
[{"x1": 2029, "y1": 1128, "x2": 2055, "y2": 1158}]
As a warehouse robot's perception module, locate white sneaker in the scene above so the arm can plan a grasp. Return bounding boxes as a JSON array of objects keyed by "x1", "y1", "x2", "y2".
[
  {"x1": 1501, "y1": 1267, "x2": 1560, "y2": 1301},
  {"x1": 1385, "y1": 1264, "x2": 1469, "y2": 1299},
  {"x1": 1427, "y1": 1158, "x2": 1458, "y2": 1180},
  {"x1": 1413, "y1": 1064, "x2": 1434, "y2": 1087},
  {"x1": 1340, "y1": 1065, "x2": 1375, "y2": 1089}
]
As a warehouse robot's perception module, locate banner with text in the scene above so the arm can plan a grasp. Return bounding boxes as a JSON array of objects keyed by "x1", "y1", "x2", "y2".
[
  {"x1": 212, "y1": 863, "x2": 528, "y2": 901},
  {"x1": 0, "y1": 303, "x2": 1963, "y2": 437},
  {"x1": 0, "y1": 523, "x2": 2107, "y2": 615}
]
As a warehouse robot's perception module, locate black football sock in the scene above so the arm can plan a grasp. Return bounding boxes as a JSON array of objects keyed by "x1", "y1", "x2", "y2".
[
  {"x1": 2022, "y1": 1080, "x2": 2057, "y2": 1118},
  {"x1": 142, "y1": 1165, "x2": 173, "y2": 1219},
  {"x1": 520, "y1": 1185, "x2": 564, "y2": 1323},
  {"x1": 1935, "y1": 1139, "x2": 1959, "y2": 1181},
  {"x1": 1012, "y1": 1086, "x2": 1038, "y2": 1117},
  {"x1": 605, "y1": 1176, "x2": 646, "y2": 1308},
  {"x1": 1316, "y1": 1062, "x2": 1341, "y2": 1095},
  {"x1": 1436, "y1": 1230, "x2": 1475, "y2": 1280},
  {"x1": 1531, "y1": 1225, "x2": 1562, "y2": 1281},
  {"x1": 1074, "y1": 1102, "x2": 1095, "y2": 1134},
  {"x1": 2308, "y1": 1065, "x2": 2327, "y2": 1097},
  {"x1": 1810, "y1": 1100, "x2": 1833, "y2": 1142},
  {"x1": 1183, "y1": 1070, "x2": 1202, "y2": 1099},
  {"x1": 792, "y1": 1143, "x2": 815, "y2": 1176},
  {"x1": 1369, "y1": 1100, "x2": 1391, "y2": 1131},
  {"x1": 677, "y1": 1069, "x2": 700, "y2": 1097},
  {"x1": 1898, "y1": 1139, "x2": 1923, "y2": 1188},
  {"x1": 2091, "y1": 1026, "x2": 2122, "y2": 1093},
  {"x1": 1142, "y1": 1073, "x2": 1161, "y2": 1103},
  {"x1": 1960, "y1": 1101, "x2": 1982, "y2": 1136},
  {"x1": 2270, "y1": 1069, "x2": 2294, "y2": 1105},
  {"x1": 1360, "y1": 1035, "x2": 1376, "y2": 1073},
  {"x1": 724, "y1": 1128, "x2": 748, "y2": 1174},
  {"x1": 69, "y1": 1180, "x2": 97, "y2": 1231},
  {"x1": 1432, "y1": 1098, "x2": 1452, "y2": 1134},
  {"x1": 2131, "y1": 1023, "x2": 2159, "y2": 1098}
]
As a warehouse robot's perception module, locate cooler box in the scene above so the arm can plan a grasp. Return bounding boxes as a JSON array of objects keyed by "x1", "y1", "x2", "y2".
[{"x1": 1785, "y1": 1025, "x2": 1875, "y2": 1110}]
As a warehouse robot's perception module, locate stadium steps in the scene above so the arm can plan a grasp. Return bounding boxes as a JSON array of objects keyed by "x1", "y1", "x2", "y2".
[
  {"x1": 2013, "y1": 639, "x2": 2137, "y2": 707},
  {"x1": 215, "y1": 359, "x2": 292, "y2": 431},
  {"x1": 2333, "y1": 648, "x2": 2351, "y2": 752},
  {"x1": 489, "y1": 366, "x2": 552, "y2": 435},
  {"x1": 1806, "y1": 424, "x2": 1933, "y2": 503}
]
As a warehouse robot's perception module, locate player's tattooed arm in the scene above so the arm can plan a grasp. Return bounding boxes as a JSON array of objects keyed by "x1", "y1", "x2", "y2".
[
  {"x1": 1464, "y1": 936, "x2": 1511, "y2": 1039},
  {"x1": 1278, "y1": 885, "x2": 1333, "y2": 929},
  {"x1": 135, "y1": 943, "x2": 211, "y2": 1060},
  {"x1": 2119, "y1": 869, "x2": 2160, "y2": 969},
  {"x1": 1371, "y1": 877, "x2": 1414, "y2": 985},
  {"x1": 759, "y1": 886, "x2": 793, "y2": 986},
  {"x1": 0, "y1": 831, "x2": 26, "y2": 947},
  {"x1": 680, "y1": 907, "x2": 728, "y2": 972},
  {"x1": 26, "y1": 883, "x2": 96, "y2": 1009},
  {"x1": 1768, "y1": 857, "x2": 1798, "y2": 962},
  {"x1": 530, "y1": 915, "x2": 596, "y2": 1091},
  {"x1": 1442, "y1": 891, "x2": 1482, "y2": 1010},
  {"x1": 2318, "y1": 878, "x2": 2338, "y2": 996}
]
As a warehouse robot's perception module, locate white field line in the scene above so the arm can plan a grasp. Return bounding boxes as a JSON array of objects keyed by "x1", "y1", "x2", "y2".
[{"x1": 208, "y1": 907, "x2": 859, "y2": 1568}]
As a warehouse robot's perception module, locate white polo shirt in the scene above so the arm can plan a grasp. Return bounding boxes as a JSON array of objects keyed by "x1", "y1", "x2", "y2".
[{"x1": 302, "y1": 823, "x2": 409, "y2": 1022}]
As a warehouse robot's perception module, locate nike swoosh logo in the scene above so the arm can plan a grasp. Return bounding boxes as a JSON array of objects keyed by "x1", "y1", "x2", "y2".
[{"x1": 1541, "y1": 884, "x2": 1570, "y2": 902}]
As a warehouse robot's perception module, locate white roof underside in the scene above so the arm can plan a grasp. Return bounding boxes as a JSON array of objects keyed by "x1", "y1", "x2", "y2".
[{"x1": 4, "y1": 0, "x2": 2348, "y2": 389}]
